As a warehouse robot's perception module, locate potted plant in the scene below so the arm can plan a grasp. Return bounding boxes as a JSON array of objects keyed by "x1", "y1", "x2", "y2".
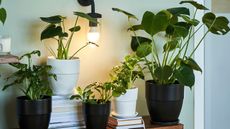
[
  {"x1": 71, "y1": 82, "x2": 115, "y2": 129},
  {"x1": 2, "y1": 50, "x2": 56, "y2": 129},
  {"x1": 40, "y1": 12, "x2": 98, "y2": 95},
  {"x1": 113, "y1": 0, "x2": 230, "y2": 125},
  {"x1": 110, "y1": 54, "x2": 144, "y2": 117}
]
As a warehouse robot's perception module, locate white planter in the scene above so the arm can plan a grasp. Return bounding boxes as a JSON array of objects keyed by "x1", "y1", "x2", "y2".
[
  {"x1": 47, "y1": 57, "x2": 80, "y2": 96},
  {"x1": 112, "y1": 87, "x2": 138, "y2": 117}
]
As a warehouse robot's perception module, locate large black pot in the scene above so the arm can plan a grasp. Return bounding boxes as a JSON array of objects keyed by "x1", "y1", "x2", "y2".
[
  {"x1": 83, "y1": 101, "x2": 111, "y2": 129},
  {"x1": 145, "y1": 80, "x2": 184, "y2": 125},
  {"x1": 16, "y1": 96, "x2": 52, "y2": 129}
]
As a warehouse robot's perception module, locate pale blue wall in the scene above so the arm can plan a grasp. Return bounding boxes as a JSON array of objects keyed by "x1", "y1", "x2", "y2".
[{"x1": 0, "y1": 0, "x2": 194, "y2": 128}]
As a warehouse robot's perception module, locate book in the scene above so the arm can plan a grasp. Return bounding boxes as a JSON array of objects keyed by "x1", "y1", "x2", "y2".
[
  {"x1": 108, "y1": 116, "x2": 142, "y2": 126},
  {"x1": 49, "y1": 121, "x2": 85, "y2": 129},
  {"x1": 107, "y1": 123, "x2": 145, "y2": 129}
]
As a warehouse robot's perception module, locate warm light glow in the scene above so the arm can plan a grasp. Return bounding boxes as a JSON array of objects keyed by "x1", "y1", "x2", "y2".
[{"x1": 87, "y1": 27, "x2": 100, "y2": 43}]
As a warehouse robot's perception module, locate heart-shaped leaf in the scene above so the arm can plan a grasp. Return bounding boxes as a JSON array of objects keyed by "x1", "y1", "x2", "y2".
[
  {"x1": 180, "y1": 15, "x2": 200, "y2": 26},
  {"x1": 180, "y1": 1, "x2": 208, "y2": 10},
  {"x1": 154, "y1": 65, "x2": 173, "y2": 81},
  {"x1": 69, "y1": 26, "x2": 81, "y2": 32},
  {"x1": 74, "y1": 12, "x2": 98, "y2": 24},
  {"x1": 142, "y1": 10, "x2": 171, "y2": 36},
  {"x1": 163, "y1": 40, "x2": 179, "y2": 52},
  {"x1": 41, "y1": 25, "x2": 62, "y2": 40},
  {"x1": 175, "y1": 64, "x2": 195, "y2": 87},
  {"x1": 136, "y1": 43, "x2": 152, "y2": 58},
  {"x1": 40, "y1": 15, "x2": 63, "y2": 24},
  {"x1": 0, "y1": 8, "x2": 6, "y2": 24},
  {"x1": 131, "y1": 36, "x2": 152, "y2": 51},
  {"x1": 184, "y1": 58, "x2": 202, "y2": 72},
  {"x1": 203, "y1": 12, "x2": 230, "y2": 35},
  {"x1": 167, "y1": 7, "x2": 190, "y2": 16},
  {"x1": 112, "y1": 8, "x2": 138, "y2": 20}
]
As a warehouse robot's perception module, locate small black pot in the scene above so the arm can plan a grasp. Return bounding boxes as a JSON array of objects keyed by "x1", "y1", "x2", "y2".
[
  {"x1": 145, "y1": 80, "x2": 184, "y2": 125},
  {"x1": 16, "y1": 96, "x2": 52, "y2": 129},
  {"x1": 83, "y1": 101, "x2": 111, "y2": 129}
]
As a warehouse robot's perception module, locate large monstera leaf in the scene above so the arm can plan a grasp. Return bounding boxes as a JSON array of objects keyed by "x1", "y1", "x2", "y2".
[
  {"x1": 141, "y1": 10, "x2": 171, "y2": 36},
  {"x1": 175, "y1": 64, "x2": 195, "y2": 88},
  {"x1": 180, "y1": 1, "x2": 208, "y2": 10},
  {"x1": 203, "y1": 12, "x2": 230, "y2": 35},
  {"x1": 131, "y1": 36, "x2": 152, "y2": 51}
]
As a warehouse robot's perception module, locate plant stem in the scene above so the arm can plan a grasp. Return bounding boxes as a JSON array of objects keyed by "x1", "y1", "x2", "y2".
[
  {"x1": 66, "y1": 16, "x2": 79, "y2": 59},
  {"x1": 69, "y1": 42, "x2": 90, "y2": 59},
  {"x1": 183, "y1": 9, "x2": 198, "y2": 58}
]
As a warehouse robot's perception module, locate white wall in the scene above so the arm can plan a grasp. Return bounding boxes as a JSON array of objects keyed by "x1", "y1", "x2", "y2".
[{"x1": 0, "y1": 0, "x2": 194, "y2": 128}]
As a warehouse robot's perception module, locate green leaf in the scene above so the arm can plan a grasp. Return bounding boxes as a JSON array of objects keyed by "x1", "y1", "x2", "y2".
[
  {"x1": 175, "y1": 64, "x2": 195, "y2": 87},
  {"x1": 167, "y1": 7, "x2": 190, "y2": 16},
  {"x1": 154, "y1": 66, "x2": 173, "y2": 82},
  {"x1": 74, "y1": 12, "x2": 98, "y2": 24},
  {"x1": 69, "y1": 26, "x2": 81, "y2": 32},
  {"x1": 163, "y1": 40, "x2": 179, "y2": 52},
  {"x1": 41, "y1": 25, "x2": 63, "y2": 40},
  {"x1": 40, "y1": 15, "x2": 63, "y2": 24},
  {"x1": 0, "y1": 8, "x2": 7, "y2": 24},
  {"x1": 180, "y1": 15, "x2": 200, "y2": 26},
  {"x1": 141, "y1": 10, "x2": 171, "y2": 36},
  {"x1": 184, "y1": 58, "x2": 202, "y2": 72},
  {"x1": 180, "y1": 1, "x2": 209, "y2": 10},
  {"x1": 136, "y1": 43, "x2": 151, "y2": 58},
  {"x1": 0, "y1": 0, "x2": 2, "y2": 5},
  {"x1": 131, "y1": 36, "x2": 152, "y2": 51},
  {"x1": 70, "y1": 94, "x2": 82, "y2": 100},
  {"x1": 203, "y1": 12, "x2": 230, "y2": 35},
  {"x1": 128, "y1": 24, "x2": 143, "y2": 31},
  {"x1": 112, "y1": 8, "x2": 138, "y2": 20}
]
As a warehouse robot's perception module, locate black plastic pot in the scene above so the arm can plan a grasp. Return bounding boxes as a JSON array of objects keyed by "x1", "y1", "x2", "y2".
[
  {"x1": 145, "y1": 80, "x2": 184, "y2": 125},
  {"x1": 16, "y1": 96, "x2": 52, "y2": 129},
  {"x1": 83, "y1": 101, "x2": 111, "y2": 129}
]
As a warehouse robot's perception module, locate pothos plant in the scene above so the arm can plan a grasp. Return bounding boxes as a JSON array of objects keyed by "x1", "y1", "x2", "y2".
[
  {"x1": 2, "y1": 50, "x2": 56, "y2": 100},
  {"x1": 109, "y1": 54, "x2": 144, "y2": 97},
  {"x1": 70, "y1": 82, "x2": 114, "y2": 104},
  {"x1": 0, "y1": 0, "x2": 7, "y2": 25},
  {"x1": 40, "y1": 12, "x2": 98, "y2": 59},
  {"x1": 113, "y1": 1, "x2": 230, "y2": 88}
]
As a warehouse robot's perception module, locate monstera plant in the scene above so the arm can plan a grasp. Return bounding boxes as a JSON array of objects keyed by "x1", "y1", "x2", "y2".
[{"x1": 113, "y1": 0, "x2": 229, "y2": 125}]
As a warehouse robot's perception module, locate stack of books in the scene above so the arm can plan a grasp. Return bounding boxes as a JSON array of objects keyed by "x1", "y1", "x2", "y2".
[
  {"x1": 107, "y1": 116, "x2": 145, "y2": 129},
  {"x1": 49, "y1": 96, "x2": 85, "y2": 129}
]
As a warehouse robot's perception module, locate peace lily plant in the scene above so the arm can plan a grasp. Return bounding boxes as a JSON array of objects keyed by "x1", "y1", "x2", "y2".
[
  {"x1": 113, "y1": 0, "x2": 230, "y2": 124},
  {"x1": 40, "y1": 12, "x2": 98, "y2": 95}
]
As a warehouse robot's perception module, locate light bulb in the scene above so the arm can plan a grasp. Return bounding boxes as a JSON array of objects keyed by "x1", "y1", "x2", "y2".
[{"x1": 87, "y1": 27, "x2": 100, "y2": 43}]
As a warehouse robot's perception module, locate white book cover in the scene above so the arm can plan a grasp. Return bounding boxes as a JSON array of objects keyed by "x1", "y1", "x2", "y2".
[
  {"x1": 108, "y1": 124, "x2": 145, "y2": 129},
  {"x1": 49, "y1": 121, "x2": 85, "y2": 128},
  {"x1": 52, "y1": 105, "x2": 82, "y2": 113},
  {"x1": 52, "y1": 99, "x2": 82, "y2": 107},
  {"x1": 50, "y1": 114, "x2": 84, "y2": 123}
]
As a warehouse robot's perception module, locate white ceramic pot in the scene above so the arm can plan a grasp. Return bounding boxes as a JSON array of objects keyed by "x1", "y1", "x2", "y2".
[
  {"x1": 47, "y1": 56, "x2": 80, "y2": 96},
  {"x1": 112, "y1": 87, "x2": 138, "y2": 117}
]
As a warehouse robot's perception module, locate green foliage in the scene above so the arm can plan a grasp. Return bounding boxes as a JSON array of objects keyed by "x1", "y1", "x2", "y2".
[
  {"x1": 113, "y1": 1, "x2": 230, "y2": 87},
  {"x1": 109, "y1": 54, "x2": 144, "y2": 97},
  {"x1": 0, "y1": 0, "x2": 6, "y2": 25},
  {"x1": 2, "y1": 50, "x2": 56, "y2": 100},
  {"x1": 40, "y1": 12, "x2": 98, "y2": 60},
  {"x1": 70, "y1": 82, "x2": 114, "y2": 104}
]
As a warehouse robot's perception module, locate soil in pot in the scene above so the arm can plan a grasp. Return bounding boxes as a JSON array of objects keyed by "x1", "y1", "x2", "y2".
[
  {"x1": 83, "y1": 101, "x2": 111, "y2": 129},
  {"x1": 145, "y1": 80, "x2": 184, "y2": 125},
  {"x1": 16, "y1": 96, "x2": 52, "y2": 129}
]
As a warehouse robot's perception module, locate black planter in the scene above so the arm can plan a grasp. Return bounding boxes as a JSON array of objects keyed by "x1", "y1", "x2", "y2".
[
  {"x1": 145, "y1": 80, "x2": 184, "y2": 125},
  {"x1": 83, "y1": 101, "x2": 111, "y2": 129},
  {"x1": 16, "y1": 96, "x2": 52, "y2": 129}
]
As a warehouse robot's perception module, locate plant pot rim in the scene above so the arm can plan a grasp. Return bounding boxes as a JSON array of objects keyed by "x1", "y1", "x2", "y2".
[
  {"x1": 47, "y1": 56, "x2": 79, "y2": 60},
  {"x1": 83, "y1": 101, "x2": 111, "y2": 105},
  {"x1": 146, "y1": 80, "x2": 181, "y2": 86},
  {"x1": 17, "y1": 95, "x2": 51, "y2": 102}
]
